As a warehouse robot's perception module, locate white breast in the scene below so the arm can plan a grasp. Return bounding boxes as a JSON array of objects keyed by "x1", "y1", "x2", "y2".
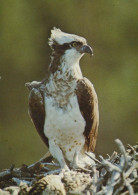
[{"x1": 44, "y1": 94, "x2": 86, "y2": 161}]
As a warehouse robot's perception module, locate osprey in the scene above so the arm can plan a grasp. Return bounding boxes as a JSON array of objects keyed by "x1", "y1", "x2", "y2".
[{"x1": 26, "y1": 28, "x2": 99, "y2": 170}]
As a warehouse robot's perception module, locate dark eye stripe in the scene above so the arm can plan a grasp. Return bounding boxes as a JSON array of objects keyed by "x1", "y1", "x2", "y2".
[
  {"x1": 51, "y1": 41, "x2": 83, "y2": 52},
  {"x1": 61, "y1": 43, "x2": 71, "y2": 50},
  {"x1": 52, "y1": 42, "x2": 70, "y2": 51}
]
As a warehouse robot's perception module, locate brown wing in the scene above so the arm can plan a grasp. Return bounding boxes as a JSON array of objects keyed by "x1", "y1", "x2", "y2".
[
  {"x1": 76, "y1": 77, "x2": 99, "y2": 152},
  {"x1": 27, "y1": 82, "x2": 49, "y2": 148}
]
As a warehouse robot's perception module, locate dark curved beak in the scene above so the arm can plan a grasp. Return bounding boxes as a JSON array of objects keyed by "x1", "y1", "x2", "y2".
[{"x1": 79, "y1": 45, "x2": 93, "y2": 56}]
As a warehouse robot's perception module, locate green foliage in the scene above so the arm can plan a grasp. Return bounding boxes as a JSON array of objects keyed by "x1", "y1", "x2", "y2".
[{"x1": 0, "y1": 0, "x2": 137, "y2": 169}]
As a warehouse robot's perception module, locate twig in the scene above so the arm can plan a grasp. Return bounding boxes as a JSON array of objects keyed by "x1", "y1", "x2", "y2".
[{"x1": 85, "y1": 152, "x2": 101, "y2": 164}]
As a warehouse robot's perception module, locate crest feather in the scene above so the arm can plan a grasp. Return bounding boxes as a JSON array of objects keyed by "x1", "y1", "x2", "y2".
[
  {"x1": 48, "y1": 27, "x2": 86, "y2": 47},
  {"x1": 48, "y1": 27, "x2": 61, "y2": 46}
]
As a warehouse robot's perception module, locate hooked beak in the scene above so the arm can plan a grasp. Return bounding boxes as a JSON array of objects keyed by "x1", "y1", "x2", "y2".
[{"x1": 79, "y1": 45, "x2": 93, "y2": 56}]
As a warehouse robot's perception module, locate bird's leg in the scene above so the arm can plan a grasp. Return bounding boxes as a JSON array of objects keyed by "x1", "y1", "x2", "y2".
[
  {"x1": 49, "y1": 140, "x2": 70, "y2": 171},
  {"x1": 70, "y1": 151, "x2": 79, "y2": 169},
  {"x1": 71, "y1": 151, "x2": 91, "y2": 172}
]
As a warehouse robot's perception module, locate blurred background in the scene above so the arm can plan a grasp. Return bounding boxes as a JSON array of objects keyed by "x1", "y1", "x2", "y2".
[{"x1": 0, "y1": 0, "x2": 138, "y2": 170}]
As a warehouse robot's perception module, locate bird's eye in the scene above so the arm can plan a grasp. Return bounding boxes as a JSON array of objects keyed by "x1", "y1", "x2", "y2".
[{"x1": 71, "y1": 42, "x2": 78, "y2": 47}]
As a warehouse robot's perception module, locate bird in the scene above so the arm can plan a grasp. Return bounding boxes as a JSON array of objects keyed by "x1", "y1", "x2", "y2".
[{"x1": 26, "y1": 27, "x2": 99, "y2": 170}]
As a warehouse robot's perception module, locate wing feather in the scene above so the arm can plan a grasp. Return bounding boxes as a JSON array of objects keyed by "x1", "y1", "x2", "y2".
[
  {"x1": 76, "y1": 78, "x2": 99, "y2": 152},
  {"x1": 27, "y1": 83, "x2": 49, "y2": 147}
]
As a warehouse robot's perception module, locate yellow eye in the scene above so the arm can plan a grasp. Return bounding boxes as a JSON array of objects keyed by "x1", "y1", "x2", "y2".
[{"x1": 72, "y1": 42, "x2": 78, "y2": 47}]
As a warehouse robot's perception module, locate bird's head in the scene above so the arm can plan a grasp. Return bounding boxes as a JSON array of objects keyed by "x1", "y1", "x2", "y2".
[{"x1": 49, "y1": 27, "x2": 93, "y2": 66}]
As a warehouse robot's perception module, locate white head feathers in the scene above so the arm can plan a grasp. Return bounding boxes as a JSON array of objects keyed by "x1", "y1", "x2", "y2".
[{"x1": 48, "y1": 27, "x2": 86, "y2": 46}]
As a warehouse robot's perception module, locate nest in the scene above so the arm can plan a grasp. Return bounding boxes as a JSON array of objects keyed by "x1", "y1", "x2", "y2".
[{"x1": 0, "y1": 139, "x2": 137, "y2": 195}]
